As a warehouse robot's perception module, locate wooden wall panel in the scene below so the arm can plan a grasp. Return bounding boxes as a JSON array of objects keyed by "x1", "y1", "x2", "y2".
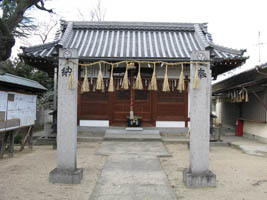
[
  {"x1": 241, "y1": 91, "x2": 266, "y2": 122},
  {"x1": 77, "y1": 79, "x2": 189, "y2": 126}
]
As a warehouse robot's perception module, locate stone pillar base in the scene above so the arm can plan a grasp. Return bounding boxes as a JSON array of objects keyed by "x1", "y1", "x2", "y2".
[
  {"x1": 183, "y1": 168, "x2": 216, "y2": 188},
  {"x1": 49, "y1": 168, "x2": 83, "y2": 184}
]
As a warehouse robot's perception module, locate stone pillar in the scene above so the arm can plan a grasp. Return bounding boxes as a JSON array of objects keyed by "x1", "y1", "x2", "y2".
[
  {"x1": 183, "y1": 51, "x2": 216, "y2": 188},
  {"x1": 49, "y1": 48, "x2": 83, "y2": 184},
  {"x1": 53, "y1": 67, "x2": 57, "y2": 111},
  {"x1": 52, "y1": 67, "x2": 58, "y2": 135}
]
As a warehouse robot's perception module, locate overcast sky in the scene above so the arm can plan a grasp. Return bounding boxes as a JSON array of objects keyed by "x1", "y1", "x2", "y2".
[{"x1": 15, "y1": 0, "x2": 267, "y2": 77}]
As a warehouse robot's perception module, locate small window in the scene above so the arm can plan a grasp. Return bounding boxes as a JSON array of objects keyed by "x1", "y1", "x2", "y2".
[{"x1": 8, "y1": 93, "x2": 14, "y2": 101}]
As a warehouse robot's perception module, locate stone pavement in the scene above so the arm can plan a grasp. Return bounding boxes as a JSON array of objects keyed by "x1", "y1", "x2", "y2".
[
  {"x1": 223, "y1": 136, "x2": 267, "y2": 156},
  {"x1": 90, "y1": 141, "x2": 177, "y2": 200},
  {"x1": 96, "y1": 141, "x2": 171, "y2": 157}
]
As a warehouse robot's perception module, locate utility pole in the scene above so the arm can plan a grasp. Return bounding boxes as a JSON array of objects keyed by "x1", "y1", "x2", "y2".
[{"x1": 256, "y1": 31, "x2": 267, "y2": 64}]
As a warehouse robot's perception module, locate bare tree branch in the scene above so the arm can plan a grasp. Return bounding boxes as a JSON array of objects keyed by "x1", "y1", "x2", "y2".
[
  {"x1": 34, "y1": 18, "x2": 58, "y2": 44},
  {"x1": 35, "y1": 0, "x2": 53, "y2": 13},
  {"x1": 77, "y1": 0, "x2": 106, "y2": 22},
  {"x1": 77, "y1": 8, "x2": 85, "y2": 21}
]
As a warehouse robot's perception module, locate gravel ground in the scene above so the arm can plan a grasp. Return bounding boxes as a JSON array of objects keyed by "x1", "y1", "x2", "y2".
[
  {"x1": 1, "y1": 141, "x2": 267, "y2": 200},
  {"x1": 160, "y1": 143, "x2": 267, "y2": 200},
  {"x1": 0, "y1": 142, "x2": 106, "y2": 200}
]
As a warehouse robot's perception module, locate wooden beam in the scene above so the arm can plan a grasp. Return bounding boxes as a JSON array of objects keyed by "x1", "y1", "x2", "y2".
[
  {"x1": 20, "y1": 126, "x2": 32, "y2": 151},
  {"x1": 251, "y1": 91, "x2": 267, "y2": 109}
]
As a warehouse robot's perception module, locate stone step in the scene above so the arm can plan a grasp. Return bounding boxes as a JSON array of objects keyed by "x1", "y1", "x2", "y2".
[{"x1": 104, "y1": 128, "x2": 161, "y2": 141}]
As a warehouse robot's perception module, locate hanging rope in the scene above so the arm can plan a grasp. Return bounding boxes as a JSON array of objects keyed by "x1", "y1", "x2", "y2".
[
  {"x1": 81, "y1": 66, "x2": 90, "y2": 93},
  {"x1": 162, "y1": 64, "x2": 170, "y2": 92},
  {"x1": 237, "y1": 93, "x2": 242, "y2": 103},
  {"x1": 239, "y1": 90, "x2": 243, "y2": 102},
  {"x1": 68, "y1": 62, "x2": 75, "y2": 89},
  {"x1": 150, "y1": 63, "x2": 157, "y2": 91},
  {"x1": 122, "y1": 64, "x2": 129, "y2": 90},
  {"x1": 108, "y1": 64, "x2": 114, "y2": 92},
  {"x1": 96, "y1": 63, "x2": 104, "y2": 91},
  {"x1": 134, "y1": 63, "x2": 143, "y2": 90},
  {"x1": 233, "y1": 91, "x2": 236, "y2": 102},
  {"x1": 177, "y1": 63, "x2": 185, "y2": 92},
  {"x1": 66, "y1": 60, "x2": 210, "y2": 91},
  {"x1": 71, "y1": 59, "x2": 208, "y2": 68},
  {"x1": 245, "y1": 88, "x2": 249, "y2": 102},
  {"x1": 193, "y1": 63, "x2": 199, "y2": 89}
]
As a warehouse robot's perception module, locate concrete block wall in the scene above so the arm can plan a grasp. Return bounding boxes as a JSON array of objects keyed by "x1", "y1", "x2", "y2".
[{"x1": 243, "y1": 121, "x2": 267, "y2": 143}]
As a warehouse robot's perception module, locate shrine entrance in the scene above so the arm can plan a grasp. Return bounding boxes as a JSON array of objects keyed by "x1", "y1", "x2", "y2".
[{"x1": 20, "y1": 20, "x2": 247, "y2": 187}]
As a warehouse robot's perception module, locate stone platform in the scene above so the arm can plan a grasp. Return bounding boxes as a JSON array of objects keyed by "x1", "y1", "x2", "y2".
[
  {"x1": 183, "y1": 169, "x2": 216, "y2": 188},
  {"x1": 49, "y1": 168, "x2": 83, "y2": 184}
]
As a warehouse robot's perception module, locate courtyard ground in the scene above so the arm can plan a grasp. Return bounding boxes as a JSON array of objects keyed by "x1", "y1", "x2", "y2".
[{"x1": 0, "y1": 137, "x2": 267, "y2": 200}]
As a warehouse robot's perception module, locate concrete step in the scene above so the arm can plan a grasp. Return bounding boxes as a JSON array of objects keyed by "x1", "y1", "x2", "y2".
[{"x1": 104, "y1": 128, "x2": 161, "y2": 141}]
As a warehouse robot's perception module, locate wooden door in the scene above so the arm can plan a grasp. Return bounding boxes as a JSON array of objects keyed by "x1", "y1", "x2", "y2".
[
  {"x1": 134, "y1": 90, "x2": 153, "y2": 126},
  {"x1": 111, "y1": 89, "x2": 153, "y2": 126}
]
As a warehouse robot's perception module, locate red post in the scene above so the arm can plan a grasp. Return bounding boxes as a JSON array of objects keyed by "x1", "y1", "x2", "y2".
[
  {"x1": 129, "y1": 70, "x2": 134, "y2": 119},
  {"x1": 236, "y1": 120, "x2": 243, "y2": 136}
]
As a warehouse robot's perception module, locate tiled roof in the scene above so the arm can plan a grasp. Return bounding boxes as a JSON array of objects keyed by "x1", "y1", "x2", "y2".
[
  {"x1": 0, "y1": 73, "x2": 47, "y2": 91},
  {"x1": 21, "y1": 21, "x2": 245, "y2": 61}
]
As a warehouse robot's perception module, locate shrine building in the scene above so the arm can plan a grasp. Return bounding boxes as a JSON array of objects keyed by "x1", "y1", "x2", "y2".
[{"x1": 20, "y1": 21, "x2": 247, "y2": 128}]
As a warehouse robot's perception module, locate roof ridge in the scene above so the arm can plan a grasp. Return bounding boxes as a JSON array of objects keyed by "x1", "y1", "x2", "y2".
[
  {"x1": 4, "y1": 73, "x2": 40, "y2": 83},
  {"x1": 21, "y1": 40, "x2": 59, "y2": 52},
  {"x1": 193, "y1": 24, "x2": 210, "y2": 49},
  {"x1": 1, "y1": 73, "x2": 47, "y2": 90},
  {"x1": 212, "y1": 66, "x2": 258, "y2": 86},
  {"x1": 211, "y1": 43, "x2": 246, "y2": 55},
  {"x1": 61, "y1": 21, "x2": 207, "y2": 31},
  {"x1": 67, "y1": 20, "x2": 204, "y2": 25},
  {"x1": 58, "y1": 22, "x2": 73, "y2": 48}
]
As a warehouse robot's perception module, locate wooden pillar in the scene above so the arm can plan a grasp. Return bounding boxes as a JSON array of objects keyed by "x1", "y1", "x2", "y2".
[
  {"x1": 0, "y1": 132, "x2": 8, "y2": 158},
  {"x1": 130, "y1": 70, "x2": 134, "y2": 119},
  {"x1": 9, "y1": 131, "x2": 14, "y2": 157},
  {"x1": 108, "y1": 92, "x2": 115, "y2": 125},
  {"x1": 28, "y1": 127, "x2": 33, "y2": 149},
  {"x1": 151, "y1": 91, "x2": 158, "y2": 126}
]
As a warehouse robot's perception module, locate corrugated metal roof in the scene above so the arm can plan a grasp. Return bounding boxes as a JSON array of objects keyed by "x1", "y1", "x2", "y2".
[
  {"x1": 212, "y1": 66, "x2": 267, "y2": 95},
  {"x1": 22, "y1": 21, "x2": 245, "y2": 61},
  {"x1": 0, "y1": 73, "x2": 47, "y2": 91}
]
